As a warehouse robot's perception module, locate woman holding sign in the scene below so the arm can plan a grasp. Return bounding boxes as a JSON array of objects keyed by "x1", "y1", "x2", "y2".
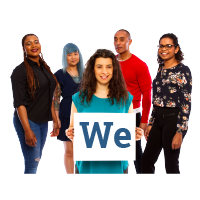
[
  {"x1": 66, "y1": 49, "x2": 143, "y2": 174},
  {"x1": 142, "y1": 33, "x2": 192, "y2": 173}
]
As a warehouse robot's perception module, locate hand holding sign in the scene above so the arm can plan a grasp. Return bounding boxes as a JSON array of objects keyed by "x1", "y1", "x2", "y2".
[
  {"x1": 135, "y1": 127, "x2": 144, "y2": 141},
  {"x1": 66, "y1": 127, "x2": 74, "y2": 142}
]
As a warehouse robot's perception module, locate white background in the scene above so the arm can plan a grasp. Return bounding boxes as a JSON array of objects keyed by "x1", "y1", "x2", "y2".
[{"x1": 0, "y1": 0, "x2": 199, "y2": 199}]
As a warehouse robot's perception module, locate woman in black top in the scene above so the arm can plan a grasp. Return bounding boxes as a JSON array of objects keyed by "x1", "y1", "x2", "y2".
[
  {"x1": 11, "y1": 34, "x2": 59, "y2": 174},
  {"x1": 141, "y1": 33, "x2": 192, "y2": 173}
]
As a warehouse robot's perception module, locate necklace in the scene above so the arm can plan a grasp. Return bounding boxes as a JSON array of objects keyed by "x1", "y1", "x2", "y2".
[
  {"x1": 68, "y1": 70, "x2": 79, "y2": 77},
  {"x1": 67, "y1": 67, "x2": 79, "y2": 77},
  {"x1": 67, "y1": 68, "x2": 80, "y2": 83}
]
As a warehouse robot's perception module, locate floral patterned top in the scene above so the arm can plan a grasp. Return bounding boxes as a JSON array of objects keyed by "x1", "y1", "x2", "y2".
[{"x1": 149, "y1": 63, "x2": 192, "y2": 135}]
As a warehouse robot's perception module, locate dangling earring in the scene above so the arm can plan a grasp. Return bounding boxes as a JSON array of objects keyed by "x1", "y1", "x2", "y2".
[{"x1": 40, "y1": 52, "x2": 43, "y2": 59}]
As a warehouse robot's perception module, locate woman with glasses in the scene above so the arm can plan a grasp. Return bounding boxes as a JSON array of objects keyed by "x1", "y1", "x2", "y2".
[
  {"x1": 53, "y1": 43, "x2": 84, "y2": 173},
  {"x1": 141, "y1": 33, "x2": 192, "y2": 173},
  {"x1": 66, "y1": 49, "x2": 144, "y2": 174}
]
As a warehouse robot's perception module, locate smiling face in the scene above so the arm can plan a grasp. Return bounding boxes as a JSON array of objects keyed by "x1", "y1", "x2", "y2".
[
  {"x1": 158, "y1": 37, "x2": 179, "y2": 62},
  {"x1": 114, "y1": 30, "x2": 132, "y2": 54},
  {"x1": 67, "y1": 50, "x2": 80, "y2": 67},
  {"x1": 94, "y1": 57, "x2": 113, "y2": 86},
  {"x1": 23, "y1": 35, "x2": 41, "y2": 59}
]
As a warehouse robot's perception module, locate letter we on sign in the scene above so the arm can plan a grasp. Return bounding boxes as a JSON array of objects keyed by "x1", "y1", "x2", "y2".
[{"x1": 74, "y1": 113, "x2": 135, "y2": 161}]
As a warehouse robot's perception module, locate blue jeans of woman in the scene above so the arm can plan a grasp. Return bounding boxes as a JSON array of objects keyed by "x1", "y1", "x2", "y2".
[{"x1": 13, "y1": 114, "x2": 48, "y2": 174}]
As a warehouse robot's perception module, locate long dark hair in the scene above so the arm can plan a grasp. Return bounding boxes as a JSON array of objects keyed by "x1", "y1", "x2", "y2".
[
  {"x1": 22, "y1": 34, "x2": 58, "y2": 99},
  {"x1": 157, "y1": 33, "x2": 184, "y2": 65},
  {"x1": 79, "y1": 49, "x2": 128, "y2": 106}
]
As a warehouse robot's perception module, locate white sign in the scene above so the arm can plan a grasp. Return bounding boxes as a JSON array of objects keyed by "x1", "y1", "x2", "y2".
[{"x1": 74, "y1": 113, "x2": 136, "y2": 161}]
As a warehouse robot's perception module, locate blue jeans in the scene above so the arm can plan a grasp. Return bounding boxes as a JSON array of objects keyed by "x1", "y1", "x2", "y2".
[{"x1": 13, "y1": 114, "x2": 48, "y2": 174}]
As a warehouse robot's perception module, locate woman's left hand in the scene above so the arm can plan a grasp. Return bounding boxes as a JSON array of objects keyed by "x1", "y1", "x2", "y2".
[
  {"x1": 171, "y1": 133, "x2": 182, "y2": 150},
  {"x1": 50, "y1": 122, "x2": 60, "y2": 137},
  {"x1": 135, "y1": 127, "x2": 144, "y2": 141}
]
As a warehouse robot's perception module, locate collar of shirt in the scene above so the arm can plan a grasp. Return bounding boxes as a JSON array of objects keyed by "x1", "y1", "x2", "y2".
[{"x1": 26, "y1": 57, "x2": 44, "y2": 69}]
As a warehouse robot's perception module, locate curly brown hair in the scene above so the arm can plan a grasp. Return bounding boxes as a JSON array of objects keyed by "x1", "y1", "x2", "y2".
[
  {"x1": 157, "y1": 33, "x2": 184, "y2": 65},
  {"x1": 79, "y1": 49, "x2": 128, "y2": 106},
  {"x1": 22, "y1": 34, "x2": 58, "y2": 99}
]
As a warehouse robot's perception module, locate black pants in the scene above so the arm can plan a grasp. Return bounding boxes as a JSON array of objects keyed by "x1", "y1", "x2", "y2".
[
  {"x1": 134, "y1": 112, "x2": 143, "y2": 174},
  {"x1": 141, "y1": 107, "x2": 182, "y2": 174}
]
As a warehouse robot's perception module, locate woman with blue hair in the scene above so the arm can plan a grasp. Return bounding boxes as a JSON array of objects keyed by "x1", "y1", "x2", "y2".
[{"x1": 53, "y1": 43, "x2": 84, "y2": 173}]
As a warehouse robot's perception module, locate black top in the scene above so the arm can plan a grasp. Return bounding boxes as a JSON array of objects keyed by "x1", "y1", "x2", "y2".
[
  {"x1": 149, "y1": 63, "x2": 192, "y2": 135},
  {"x1": 54, "y1": 69, "x2": 80, "y2": 118},
  {"x1": 11, "y1": 58, "x2": 56, "y2": 123}
]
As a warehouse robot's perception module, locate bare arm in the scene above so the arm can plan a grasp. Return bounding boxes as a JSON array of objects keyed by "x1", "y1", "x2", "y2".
[
  {"x1": 51, "y1": 100, "x2": 58, "y2": 123},
  {"x1": 50, "y1": 100, "x2": 59, "y2": 137},
  {"x1": 53, "y1": 83, "x2": 61, "y2": 126},
  {"x1": 17, "y1": 105, "x2": 37, "y2": 146},
  {"x1": 128, "y1": 103, "x2": 133, "y2": 113}
]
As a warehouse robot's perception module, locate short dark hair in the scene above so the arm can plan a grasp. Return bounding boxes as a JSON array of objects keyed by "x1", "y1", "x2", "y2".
[{"x1": 116, "y1": 29, "x2": 131, "y2": 39}]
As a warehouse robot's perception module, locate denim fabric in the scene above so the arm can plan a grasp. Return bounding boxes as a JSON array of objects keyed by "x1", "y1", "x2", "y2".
[{"x1": 13, "y1": 114, "x2": 48, "y2": 174}]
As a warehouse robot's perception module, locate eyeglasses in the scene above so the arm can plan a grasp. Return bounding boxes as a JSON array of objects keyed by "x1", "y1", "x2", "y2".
[{"x1": 157, "y1": 44, "x2": 177, "y2": 50}]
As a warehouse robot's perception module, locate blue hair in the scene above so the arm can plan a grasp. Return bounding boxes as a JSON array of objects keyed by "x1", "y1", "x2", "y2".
[{"x1": 62, "y1": 43, "x2": 84, "y2": 79}]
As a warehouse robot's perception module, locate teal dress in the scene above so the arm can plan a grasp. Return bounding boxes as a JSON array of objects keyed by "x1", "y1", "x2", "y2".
[{"x1": 72, "y1": 91, "x2": 133, "y2": 174}]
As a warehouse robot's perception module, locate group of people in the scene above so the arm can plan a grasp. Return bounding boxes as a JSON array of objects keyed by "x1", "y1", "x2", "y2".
[{"x1": 11, "y1": 29, "x2": 192, "y2": 174}]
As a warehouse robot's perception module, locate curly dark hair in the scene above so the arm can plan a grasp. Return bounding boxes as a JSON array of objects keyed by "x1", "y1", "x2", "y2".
[
  {"x1": 79, "y1": 49, "x2": 128, "y2": 106},
  {"x1": 22, "y1": 34, "x2": 58, "y2": 99},
  {"x1": 157, "y1": 33, "x2": 184, "y2": 65}
]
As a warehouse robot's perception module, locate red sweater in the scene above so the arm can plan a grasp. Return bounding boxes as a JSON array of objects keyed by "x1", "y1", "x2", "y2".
[{"x1": 118, "y1": 54, "x2": 152, "y2": 123}]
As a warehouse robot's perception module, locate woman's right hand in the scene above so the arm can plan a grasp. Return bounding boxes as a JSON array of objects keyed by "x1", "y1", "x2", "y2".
[
  {"x1": 65, "y1": 127, "x2": 74, "y2": 142},
  {"x1": 144, "y1": 125, "x2": 152, "y2": 141},
  {"x1": 135, "y1": 127, "x2": 144, "y2": 141},
  {"x1": 24, "y1": 129, "x2": 37, "y2": 147}
]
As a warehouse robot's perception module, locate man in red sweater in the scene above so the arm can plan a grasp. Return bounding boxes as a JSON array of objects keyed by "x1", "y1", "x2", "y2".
[{"x1": 114, "y1": 29, "x2": 152, "y2": 173}]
